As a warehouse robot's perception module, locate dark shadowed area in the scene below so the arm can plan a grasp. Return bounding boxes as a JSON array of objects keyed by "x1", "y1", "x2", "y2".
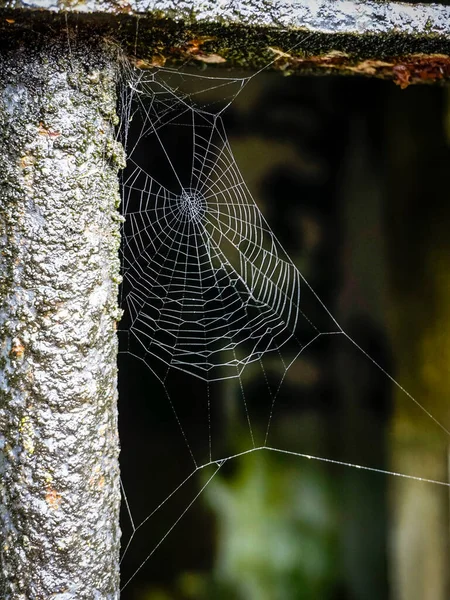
[{"x1": 118, "y1": 69, "x2": 450, "y2": 600}]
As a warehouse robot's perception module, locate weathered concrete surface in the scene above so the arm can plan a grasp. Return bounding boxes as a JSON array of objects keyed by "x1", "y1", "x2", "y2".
[
  {"x1": 0, "y1": 0, "x2": 449, "y2": 36},
  {"x1": 0, "y1": 37, "x2": 124, "y2": 599},
  {"x1": 0, "y1": 1, "x2": 450, "y2": 85}
]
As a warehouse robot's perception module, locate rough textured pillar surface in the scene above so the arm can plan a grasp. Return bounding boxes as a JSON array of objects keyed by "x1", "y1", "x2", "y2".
[{"x1": 0, "y1": 36, "x2": 124, "y2": 599}]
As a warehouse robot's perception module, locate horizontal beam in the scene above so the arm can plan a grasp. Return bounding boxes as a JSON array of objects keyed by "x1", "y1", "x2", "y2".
[
  {"x1": 1, "y1": 0, "x2": 449, "y2": 35},
  {"x1": 0, "y1": 1, "x2": 450, "y2": 84}
]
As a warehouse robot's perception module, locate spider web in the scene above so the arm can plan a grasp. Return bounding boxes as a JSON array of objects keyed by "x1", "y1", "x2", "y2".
[
  {"x1": 120, "y1": 69, "x2": 312, "y2": 382},
  {"x1": 117, "y1": 62, "x2": 450, "y2": 593}
]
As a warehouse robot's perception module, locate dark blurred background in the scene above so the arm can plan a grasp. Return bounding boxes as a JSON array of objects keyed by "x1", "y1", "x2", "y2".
[{"x1": 118, "y1": 70, "x2": 450, "y2": 600}]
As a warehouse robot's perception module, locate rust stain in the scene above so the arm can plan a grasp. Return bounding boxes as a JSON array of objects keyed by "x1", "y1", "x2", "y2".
[
  {"x1": 392, "y1": 65, "x2": 411, "y2": 89},
  {"x1": 390, "y1": 54, "x2": 450, "y2": 88},
  {"x1": 131, "y1": 43, "x2": 449, "y2": 86},
  {"x1": 38, "y1": 122, "x2": 61, "y2": 138},
  {"x1": 185, "y1": 36, "x2": 216, "y2": 53},
  {"x1": 268, "y1": 47, "x2": 351, "y2": 71},
  {"x1": 19, "y1": 155, "x2": 35, "y2": 169},
  {"x1": 89, "y1": 464, "x2": 106, "y2": 490},
  {"x1": 10, "y1": 337, "x2": 25, "y2": 360},
  {"x1": 110, "y1": 0, "x2": 133, "y2": 14},
  {"x1": 269, "y1": 48, "x2": 450, "y2": 87},
  {"x1": 176, "y1": 36, "x2": 226, "y2": 65},
  {"x1": 347, "y1": 59, "x2": 393, "y2": 76},
  {"x1": 45, "y1": 486, "x2": 62, "y2": 510},
  {"x1": 133, "y1": 56, "x2": 166, "y2": 69}
]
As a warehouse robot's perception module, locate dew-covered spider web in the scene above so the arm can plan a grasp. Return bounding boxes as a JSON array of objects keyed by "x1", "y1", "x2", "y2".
[{"x1": 117, "y1": 57, "x2": 450, "y2": 596}]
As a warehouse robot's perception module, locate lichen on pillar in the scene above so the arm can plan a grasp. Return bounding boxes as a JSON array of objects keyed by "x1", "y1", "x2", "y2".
[{"x1": 0, "y1": 35, "x2": 124, "y2": 599}]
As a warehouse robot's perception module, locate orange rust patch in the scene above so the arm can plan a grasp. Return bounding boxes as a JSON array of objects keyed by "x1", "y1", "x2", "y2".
[
  {"x1": 185, "y1": 36, "x2": 216, "y2": 53},
  {"x1": 38, "y1": 122, "x2": 61, "y2": 138},
  {"x1": 45, "y1": 487, "x2": 62, "y2": 510},
  {"x1": 89, "y1": 465, "x2": 106, "y2": 490},
  {"x1": 347, "y1": 59, "x2": 393, "y2": 76},
  {"x1": 393, "y1": 65, "x2": 411, "y2": 89},
  {"x1": 134, "y1": 36, "x2": 225, "y2": 69},
  {"x1": 111, "y1": 0, "x2": 133, "y2": 13},
  {"x1": 182, "y1": 36, "x2": 226, "y2": 64},
  {"x1": 391, "y1": 54, "x2": 450, "y2": 88},
  {"x1": 10, "y1": 338, "x2": 25, "y2": 360},
  {"x1": 19, "y1": 155, "x2": 35, "y2": 169},
  {"x1": 269, "y1": 48, "x2": 351, "y2": 71},
  {"x1": 133, "y1": 56, "x2": 167, "y2": 69},
  {"x1": 269, "y1": 49, "x2": 450, "y2": 87}
]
